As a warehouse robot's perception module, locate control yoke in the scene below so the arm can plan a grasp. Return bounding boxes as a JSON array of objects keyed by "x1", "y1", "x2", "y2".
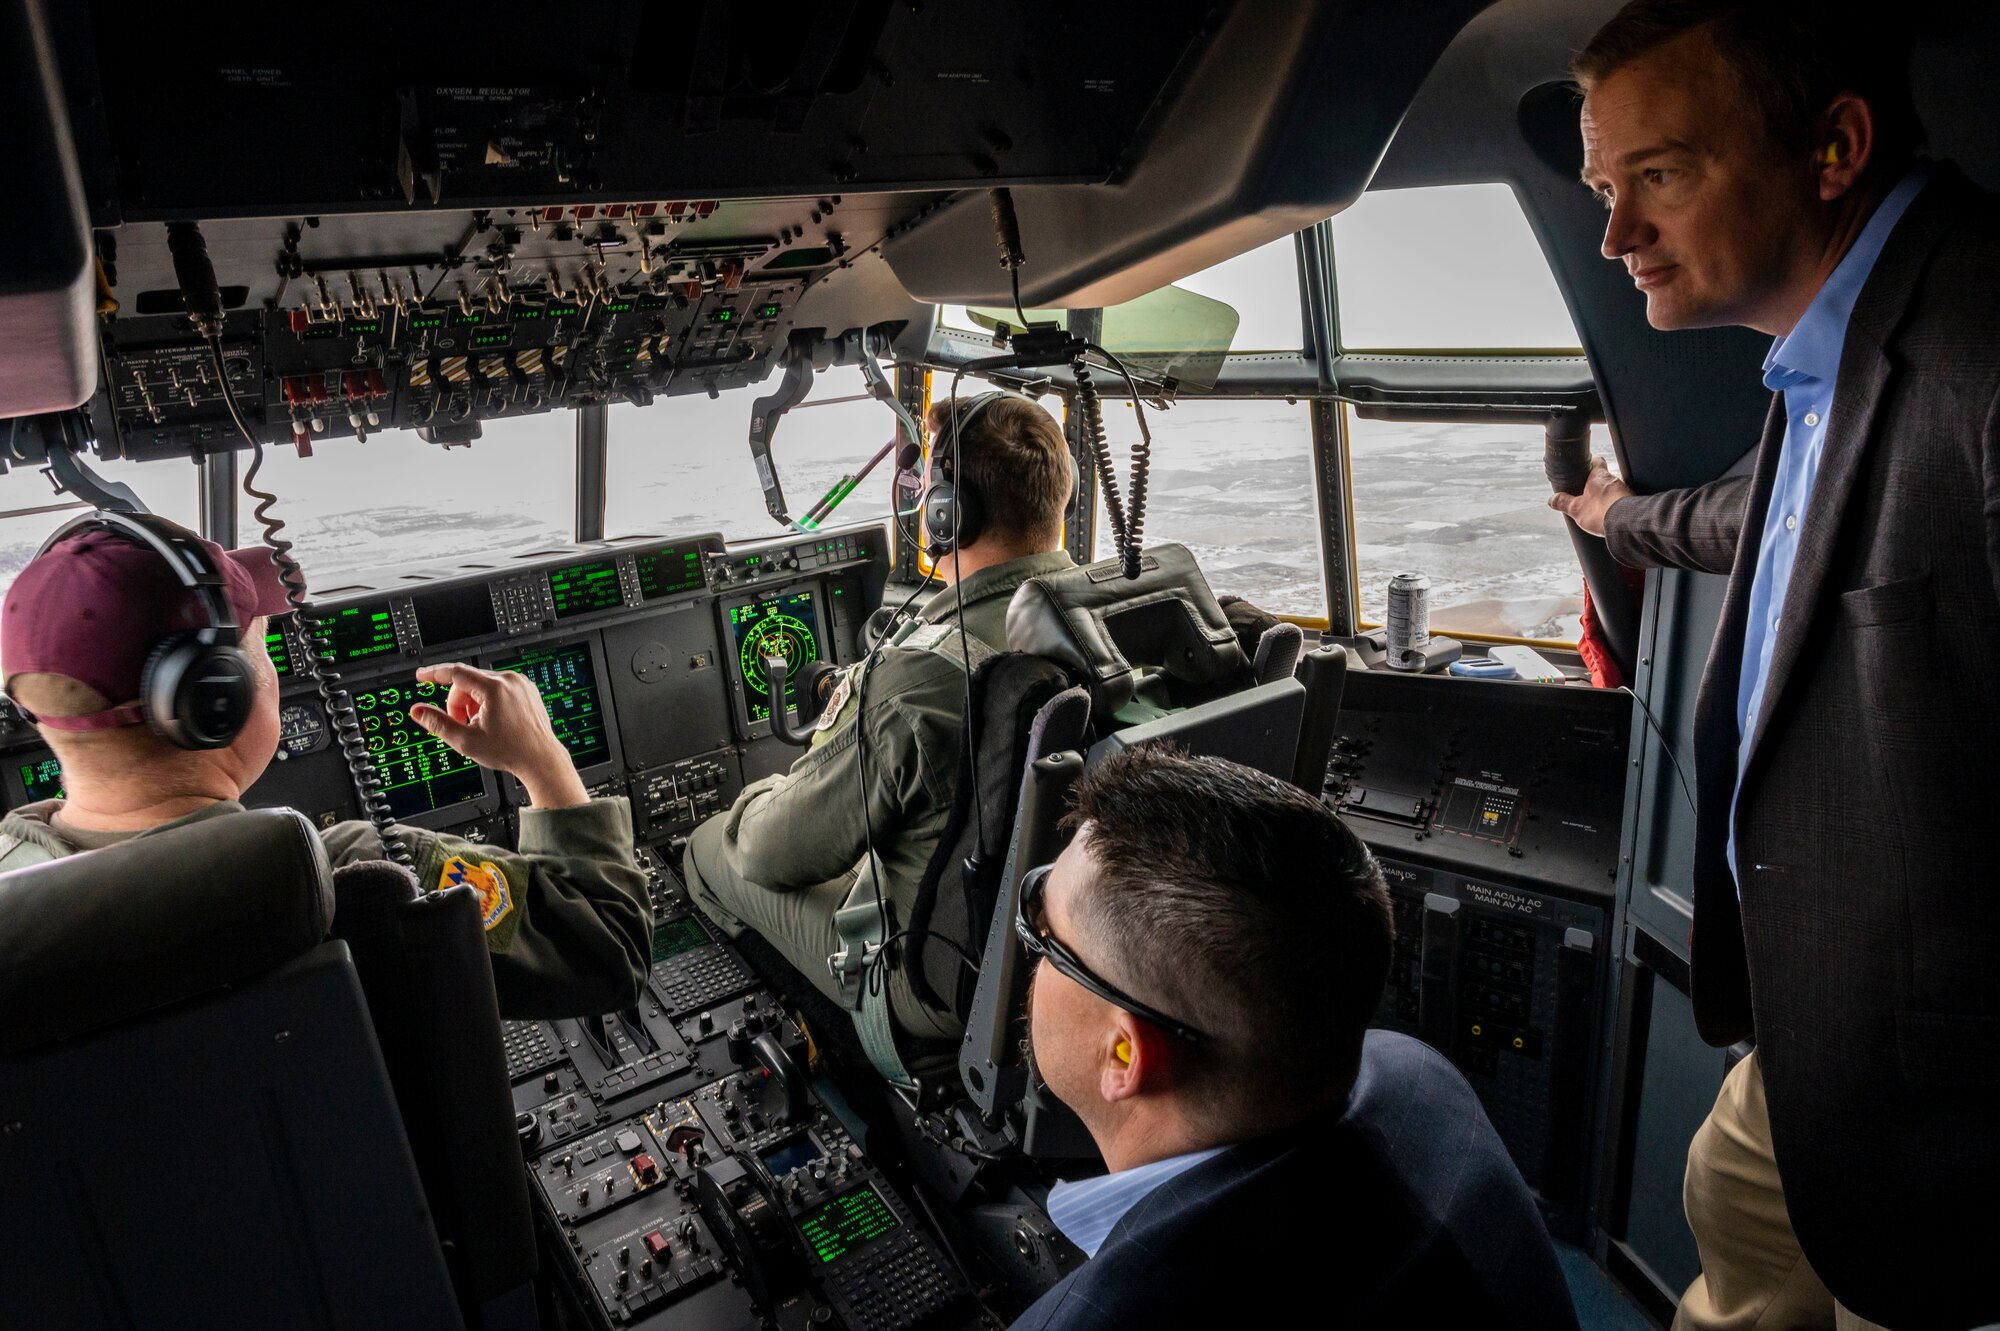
[{"x1": 761, "y1": 655, "x2": 816, "y2": 746}]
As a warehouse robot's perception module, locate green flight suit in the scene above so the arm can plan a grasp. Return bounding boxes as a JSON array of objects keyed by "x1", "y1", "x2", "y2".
[
  {"x1": 683, "y1": 549, "x2": 1075, "y2": 1041},
  {"x1": 0, "y1": 797, "x2": 651, "y2": 1019}
]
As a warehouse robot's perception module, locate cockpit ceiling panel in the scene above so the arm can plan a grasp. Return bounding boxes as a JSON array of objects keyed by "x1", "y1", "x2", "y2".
[{"x1": 65, "y1": 0, "x2": 1225, "y2": 222}]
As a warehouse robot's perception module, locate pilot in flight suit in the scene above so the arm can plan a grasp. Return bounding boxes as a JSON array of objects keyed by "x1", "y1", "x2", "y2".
[
  {"x1": 0, "y1": 520, "x2": 651, "y2": 1020},
  {"x1": 682, "y1": 390, "x2": 1077, "y2": 1040}
]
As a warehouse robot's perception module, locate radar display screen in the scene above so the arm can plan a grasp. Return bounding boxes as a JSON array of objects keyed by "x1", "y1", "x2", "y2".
[
  {"x1": 492, "y1": 641, "x2": 610, "y2": 771},
  {"x1": 318, "y1": 602, "x2": 399, "y2": 665},
  {"x1": 798, "y1": 1185, "x2": 900, "y2": 1265},
  {"x1": 548, "y1": 560, "x2": 623, "y2": 621},
  {"x1": 636, "y1": 544, "x2": 706, "y2": 601},
  {"x1": 651, "y1": 914, "x2": 709, "y2": 962},
  {"x1": 729, "y1": 591, "x2": 823, "y2": 723},
  {"x1": 265, "y1": 624, "x2": 293, "y2": 678},
  {"x1": 352, "y1": 676, "x2": 485, "y2": 818},
  {"x1": 412, "y1": 586, "x2": 498, "y2": 648},
  {"x1": 18, "y1": 755, "x2": 64, "y2": 802}
]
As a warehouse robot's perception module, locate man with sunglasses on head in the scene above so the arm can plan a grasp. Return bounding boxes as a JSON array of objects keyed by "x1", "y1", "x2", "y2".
[{"x1": 1011, "y1": 745, "x2": 1577, "y2": 1328}]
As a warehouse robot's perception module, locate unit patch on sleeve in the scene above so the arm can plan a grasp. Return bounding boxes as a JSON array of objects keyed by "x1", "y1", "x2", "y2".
[{"x1": 440, "y1": 855, "x2": 521, "y2": 950}]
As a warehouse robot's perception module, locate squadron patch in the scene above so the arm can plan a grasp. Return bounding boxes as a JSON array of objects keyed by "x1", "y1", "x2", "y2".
[
  {"x1": 815, "y1": 669, "x2": 856, "y2": 732},
  {"x1": 440, "y1": 856, "x2": 520, "y2": 949}
]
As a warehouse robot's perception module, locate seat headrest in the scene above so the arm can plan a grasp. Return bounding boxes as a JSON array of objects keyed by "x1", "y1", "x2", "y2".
[
  {"x1": 1006, "y1": 544, "x2": 1246, "y2": 716},
  {"x1": 0, "y1": 808, "x2": 333, "y2": 1056}
]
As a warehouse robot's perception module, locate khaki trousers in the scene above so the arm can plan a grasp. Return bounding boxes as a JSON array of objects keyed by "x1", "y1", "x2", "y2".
[{"x1": 1673, "y1": 1052, "x2": 1888, "y2": 1331}]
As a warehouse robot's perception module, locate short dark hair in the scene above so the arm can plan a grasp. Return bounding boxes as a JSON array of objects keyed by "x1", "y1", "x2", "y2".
[
  {"x1": 1573, "y1": 1, "x2": 1924, "y2": 167},
  {"x1": 1062, "y1": 745, "x2": 1393, "y2": 1128},
  {"x1": 925, "y1": 392, "x2": 1073, "y2": 546}
]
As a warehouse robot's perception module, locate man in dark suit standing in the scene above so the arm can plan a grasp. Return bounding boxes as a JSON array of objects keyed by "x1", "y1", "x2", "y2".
[
  {"x1": 1556, "y1": 5, "x2": 2000, "y2": 1328},
  {"x1": 1008, "y1": 746, "x2": 1578, "y2": 1329}
]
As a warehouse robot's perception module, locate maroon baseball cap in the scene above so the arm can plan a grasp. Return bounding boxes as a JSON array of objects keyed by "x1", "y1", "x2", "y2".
[{"x1": 2, "y1": 520, "x2": 293, "y2": 731}]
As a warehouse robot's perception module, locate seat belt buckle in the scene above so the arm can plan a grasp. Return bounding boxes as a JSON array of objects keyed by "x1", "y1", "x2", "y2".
[{"x1": 829, "y1": 897, "x2": 890, "y2": 1006}]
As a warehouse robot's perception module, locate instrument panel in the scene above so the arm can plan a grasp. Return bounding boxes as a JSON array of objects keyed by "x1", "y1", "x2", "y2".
[{"x1": 0, "y1": 520, "x2": 891, "y2": 846}]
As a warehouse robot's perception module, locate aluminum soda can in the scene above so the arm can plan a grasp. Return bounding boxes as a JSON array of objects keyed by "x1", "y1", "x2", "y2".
[{"x1": 1386, "y1": 571, "x2": 1431, "y2": 670}]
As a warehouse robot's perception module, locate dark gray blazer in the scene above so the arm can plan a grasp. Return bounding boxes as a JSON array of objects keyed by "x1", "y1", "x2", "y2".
[
  {"x1": 1008, "y1": 1032, "x2": 1577, "y2": 1331},
  {"x1": 1605, "y1": 164, "x2": 2000, "y2": 1331}
]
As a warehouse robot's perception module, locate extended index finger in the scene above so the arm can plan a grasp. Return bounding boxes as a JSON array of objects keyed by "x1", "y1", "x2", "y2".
[
  {"x1": 415, "y1": 661, "x2": 495, "y2": 697},
  {"x1": 416, "y1": 661, "x2": 499, "y2": 719}
]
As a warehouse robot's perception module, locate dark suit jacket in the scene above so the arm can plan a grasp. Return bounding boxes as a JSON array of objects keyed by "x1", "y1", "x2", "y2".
[
  {"x1": 1605, "y1": 165, "x2": 2000, "y2": 1330},
  {"x1": 1009, "y1": 1031, "x2": 1578, "y2": 1330}
]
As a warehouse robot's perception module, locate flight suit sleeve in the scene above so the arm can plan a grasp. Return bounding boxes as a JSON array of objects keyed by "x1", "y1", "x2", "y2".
[
  {"x1": 319, "y1": 797, "x2": 652, "y2": 1018},
  {"x1": 1603, "y1": 474, "x2": 1754, "y2": 575},
  {"x1": 705, "y1": 654, "x2": 964, "y2": 891}
]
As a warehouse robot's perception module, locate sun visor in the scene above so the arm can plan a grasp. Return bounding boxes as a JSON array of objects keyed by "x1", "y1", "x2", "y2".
[{"x1": 967, "y1": 284, "x2": 1240, "y2": 391}]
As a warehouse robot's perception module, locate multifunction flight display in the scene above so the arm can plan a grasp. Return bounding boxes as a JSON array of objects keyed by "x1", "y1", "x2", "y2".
[
  {"x1": 494, "y1": 641, "x2": 611, "y2": 771},
  {"x1": 353, "y1": 676, "x2": 486, "y2": 818},
  {"x1": 549, "y1": 560, "x2": 623, "y2": 621},
  {"x1": 729, "y1": 592, "x2": 824, "y2": 724}
]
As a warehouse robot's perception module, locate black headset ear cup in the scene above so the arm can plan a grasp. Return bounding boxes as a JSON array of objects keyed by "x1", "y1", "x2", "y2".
[
  {"x1": 142, "y1": 633, "x2": 256, "y2": 750},
  {"x1": 923, "y1": 480, "x2": 961, "y2": 554}
]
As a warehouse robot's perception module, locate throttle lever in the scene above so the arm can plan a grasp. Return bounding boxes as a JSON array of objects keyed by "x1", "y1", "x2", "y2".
[{"x1": 752, "y1": 1031, "x2": 810, "y2": 1126}]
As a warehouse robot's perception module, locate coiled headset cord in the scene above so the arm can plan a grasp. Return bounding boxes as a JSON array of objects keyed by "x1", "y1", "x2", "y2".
[
  {"x1": 1069, "y1": 344, "x2": 1154, "y2": 580},
  {"x1": 208, "y1": 337, "x2": 411, "y2": 867}
]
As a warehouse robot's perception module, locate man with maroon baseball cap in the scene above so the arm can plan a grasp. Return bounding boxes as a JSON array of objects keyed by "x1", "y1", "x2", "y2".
[{"x1": 0, "y1": 515, "x2": 652, "y2": 1019}]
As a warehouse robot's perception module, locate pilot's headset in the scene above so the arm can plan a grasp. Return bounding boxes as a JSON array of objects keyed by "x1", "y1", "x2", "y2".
[
  {"x1": 28, "y1": 511, "x2": 258, "y2": 750},
  {"x1": 921, "y1": 388, "x2": 1035, "y2": 558}
]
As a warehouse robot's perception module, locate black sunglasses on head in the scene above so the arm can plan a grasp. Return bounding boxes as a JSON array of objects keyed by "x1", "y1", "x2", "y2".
[{"x1": 1014, "y1": 863, "x2": 1209, "y2": 1044}]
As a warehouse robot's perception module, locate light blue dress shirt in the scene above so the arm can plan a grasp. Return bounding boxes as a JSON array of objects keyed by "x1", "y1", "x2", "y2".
[
  {"x1": 1728, "y1": 165, "x2": 1930, "y2": 882},
  {"x1": 1045, "y1": 1145, "x2": 1228, "y2": 1257}
]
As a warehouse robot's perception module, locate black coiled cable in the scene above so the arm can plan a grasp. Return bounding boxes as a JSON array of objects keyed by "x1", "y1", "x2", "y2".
[
  {"x1": 208, "y1": 338, "x2": 411, "y2": 866},
  {"x1": 1071, "y1": 345, "x2": 1156, "y2": 580},
  {"x1": 1071, "y1": 355, "x2": 1130, "y2": 555}
]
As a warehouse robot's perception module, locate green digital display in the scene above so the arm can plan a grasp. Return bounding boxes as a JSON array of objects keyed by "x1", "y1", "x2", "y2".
[
  {"x1": 757, "y1": 304, "x2": 781, "y2": 320},
  {"x1": 637, "y1": 296, "x2": 667, "y2": 311},
  {"x1": 651, "y1": 914, "x2": 709, "y2": 963},
  {"x1": 603, "y1": 300, "x2": 633, "y2": 314},
  {"x1": 547, "y1": 560, "x2": 623, "y2": 621},
  {"x1": 798, "y1": 1186, "x2": 900, "y2": 1265},
  {"x1": 729, "y1": 591, "x2": 823, "y2": 724},
  {"x1": 450, "y1": 310, "x2": 485, "y2": 326},
  {"x1": 351, "y1": 676, "x2": 485, "y2": 818},
  {"x1": 710, "y1": 308, "x2": 735, "y2": 323},
  {"x1": 317, "y1": 603, "x2": 399, "y2": 665},
  {"x1": 493, "y1": 641, "x2": 609, "y2": 771},
  {"x1": 18, "y1": 756, "x2": 64, "y2": 802},
  {"x1": 410, "y1": 314, "x2": 445, "y2": 331},
  {"x1": 547, "y1": 304, "x2": 579, "y2": 318},
  {"x1": 265, "y1": 625, "x2": 293, "y2": 678},
  {"x1": 516, "y1": 308, "x2": 545, "y2": 320},
  {"x1": 636, "y1": 544, "x2": 706, "y2": 601},
  {"x1": 470, "y1": 328, "x2": 513, "y2": 347}
]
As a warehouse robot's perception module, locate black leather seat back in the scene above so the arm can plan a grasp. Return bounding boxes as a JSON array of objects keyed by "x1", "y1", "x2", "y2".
[
  {"x1": 330, "y1": 861, "x2": 540, "y2": 1331},
  {"x1": 1007, "y1": 544, "x2": 1248, "y2": 719},
  {"x1": 0, "y1": 811, "x2": 461, "y2": 1329}
]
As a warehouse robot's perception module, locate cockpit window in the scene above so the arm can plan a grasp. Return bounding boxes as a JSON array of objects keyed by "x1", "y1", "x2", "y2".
[
  {"x1": 1091, "y1": 397, "x2": 1324, "y2": 617},
  {"x1": 1348, "y1": 415, "x2": 1585, "y2": 641},
  {"x1": 1332, "y1": 183, "x2": 1581, "y2": 351},
  {"x1": 238, "y1": 413, "x2": 575, "y2": 590},
  {"x1": 0, "y1": 453, "x2": 203, "y2": 657},
  {"x1": 606, "y1": 365, "x2": 900, "y2": 542}
]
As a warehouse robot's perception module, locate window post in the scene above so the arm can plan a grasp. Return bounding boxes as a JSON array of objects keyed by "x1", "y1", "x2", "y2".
[
  {"x1": 1310, "y1": 397, "x2": 1356, "y2": 636},
  {"x1": 574, "y1": 403, "x2": 607, "y2": 542},
  {"x1": 198, "y1": 450, "x2": 237, "y2": 547}
]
